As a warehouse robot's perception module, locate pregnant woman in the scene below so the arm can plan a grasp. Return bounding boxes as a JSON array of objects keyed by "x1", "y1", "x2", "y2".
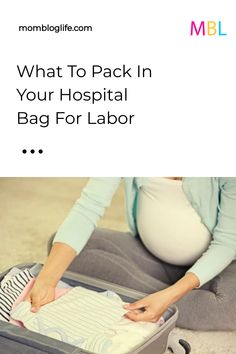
[{"x1": 27, "y1": 177, "x2": 236, "y2": 330}]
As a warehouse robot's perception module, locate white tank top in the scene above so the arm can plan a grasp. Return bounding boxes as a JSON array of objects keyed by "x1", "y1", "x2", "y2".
[{"x1": 137, "y1": 177, "x2": 211, "y2": 266}]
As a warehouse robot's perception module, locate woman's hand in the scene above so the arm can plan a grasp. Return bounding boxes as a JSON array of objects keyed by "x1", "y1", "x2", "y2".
[
  {"x1": 123, "y1": 289, "x2": 172, "y2": 322},
  {"x1": 24, "y1": 242, "x2": 77, "y2": 312},
  {"x1": 25, "y1": 278, "x2": 56, "y2": 312},
  {"x1": 124, "y1": 272, "x2": 200, "y2": 322}
]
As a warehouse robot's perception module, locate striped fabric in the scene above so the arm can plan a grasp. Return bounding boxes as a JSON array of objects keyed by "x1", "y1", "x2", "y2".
[{"x1": 0, "y1": 269, "x2": 33, "y2": 322}]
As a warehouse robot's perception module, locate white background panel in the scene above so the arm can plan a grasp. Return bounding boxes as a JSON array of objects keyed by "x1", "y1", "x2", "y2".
[{"x1": 0, "y1": 0, "x2": 235, "y2": 176}]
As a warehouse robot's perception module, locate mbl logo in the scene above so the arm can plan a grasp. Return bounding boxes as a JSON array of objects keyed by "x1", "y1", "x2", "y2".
[{"x1": 190, "y1": 21, "x2": 227, "y2": 36}]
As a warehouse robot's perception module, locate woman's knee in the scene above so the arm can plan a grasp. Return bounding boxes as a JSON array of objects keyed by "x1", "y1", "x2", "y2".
[
  {"x1": 68, "y1": 248, "x2": 135, "y2": 285},
  {"x1": 177, "y1": 285, "x2": 236, "y2": 330},
  {"x1": 86, "y1": 228, "x2": 133, "y2": 254},
  {"x1": 70, "y1": 248, "x2": 168, "y2": 293},
  {"x1": 208, "y1": 295, "x2": 236, "y2": 330},
  {"x1": 210, "y1": 266, "x2": 236, "y2": 329},
  {"x1": 218, "y1": 300, "x2": 236, "y2": 330},
  {"x1": 90, "y1": 227, "x2": 131, "y2": 242}
]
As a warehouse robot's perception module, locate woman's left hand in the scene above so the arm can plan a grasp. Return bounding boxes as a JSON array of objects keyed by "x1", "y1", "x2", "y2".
[
  {"x1": 123, "y1": 273, "x2": 199, "y2": 322},
  {"x1": 123, "y1": 289, "x2": 172, "y2": 322}
]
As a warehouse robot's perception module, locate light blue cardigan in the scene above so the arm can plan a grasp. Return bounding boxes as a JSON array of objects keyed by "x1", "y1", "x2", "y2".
[{"x1": 54, "y1": 177, "x2": 236, "y2": 286}]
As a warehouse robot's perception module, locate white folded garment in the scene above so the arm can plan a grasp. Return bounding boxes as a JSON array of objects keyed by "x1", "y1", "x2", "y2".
[{"x1": 11, "y1": 286, "x2": 164, "y2": 354}]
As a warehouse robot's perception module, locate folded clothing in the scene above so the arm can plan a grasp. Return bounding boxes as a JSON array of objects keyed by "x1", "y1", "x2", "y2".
[
  {"x1": 11, "y1": 287, "x2": 127, "y2": 343},
  {"x1": 107, "y1": 317, "x2": 164, "y2": 354},
  {"x1": 0, "y1": 269, "x2": 33, "y2": 322},
  {"x1": 1, "y1": 266, "x2": 165, "y2": 354},
  {"x1": 0, "y1": 265, "x2": 71, "y2": 323},
  {"x1": 11, "y1": 286, "x2": 164, "y2": 354},
  {"x1": 9, "y1": 278, "x2": 71, "y2": 327}
]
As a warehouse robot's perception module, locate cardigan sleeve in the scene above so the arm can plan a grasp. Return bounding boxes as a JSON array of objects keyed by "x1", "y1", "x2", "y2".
[
  {"x1": 53, "y1": 178, "x2": 121, "y2": 253},
  {"x1": 187, "y1": 178, "x2": 236, "y2": 286}
]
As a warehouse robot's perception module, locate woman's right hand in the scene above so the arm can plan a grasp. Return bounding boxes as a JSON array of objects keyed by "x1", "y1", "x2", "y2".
[
  {"x1": 25, "y1": 242, "x2": 76, "y2": 312},
  {"x1": 25, "y1": 278, "x2": 56, "y2": 312}
]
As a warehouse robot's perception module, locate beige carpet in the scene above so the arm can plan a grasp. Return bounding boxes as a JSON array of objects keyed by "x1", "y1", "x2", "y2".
[{"x1": 0, "y1": 178, "x2": 235, "y2": 354}]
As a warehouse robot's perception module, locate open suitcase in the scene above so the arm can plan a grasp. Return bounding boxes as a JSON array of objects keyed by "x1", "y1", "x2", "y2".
[{"x1": 0, "y1": 263, "x2": 191, "y2": 354}]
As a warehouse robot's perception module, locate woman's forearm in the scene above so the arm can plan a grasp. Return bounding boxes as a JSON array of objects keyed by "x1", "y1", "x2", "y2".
[
  {"x1": 166, "y1": 272, "x2": 200, "y2": 304},
  {"x1": 37, "y1": 242, "x2": 77, "y2": 286}
]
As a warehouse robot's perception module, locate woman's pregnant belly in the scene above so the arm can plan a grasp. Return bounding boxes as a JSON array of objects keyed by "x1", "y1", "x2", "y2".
[{"x1": 137, "y1": 182, "x2": 212, "y2": 266}]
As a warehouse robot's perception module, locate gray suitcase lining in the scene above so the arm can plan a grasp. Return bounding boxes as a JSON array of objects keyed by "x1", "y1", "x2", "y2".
[{"x1": 0, "y1": 264, "x2": 178, "y2": 354}]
